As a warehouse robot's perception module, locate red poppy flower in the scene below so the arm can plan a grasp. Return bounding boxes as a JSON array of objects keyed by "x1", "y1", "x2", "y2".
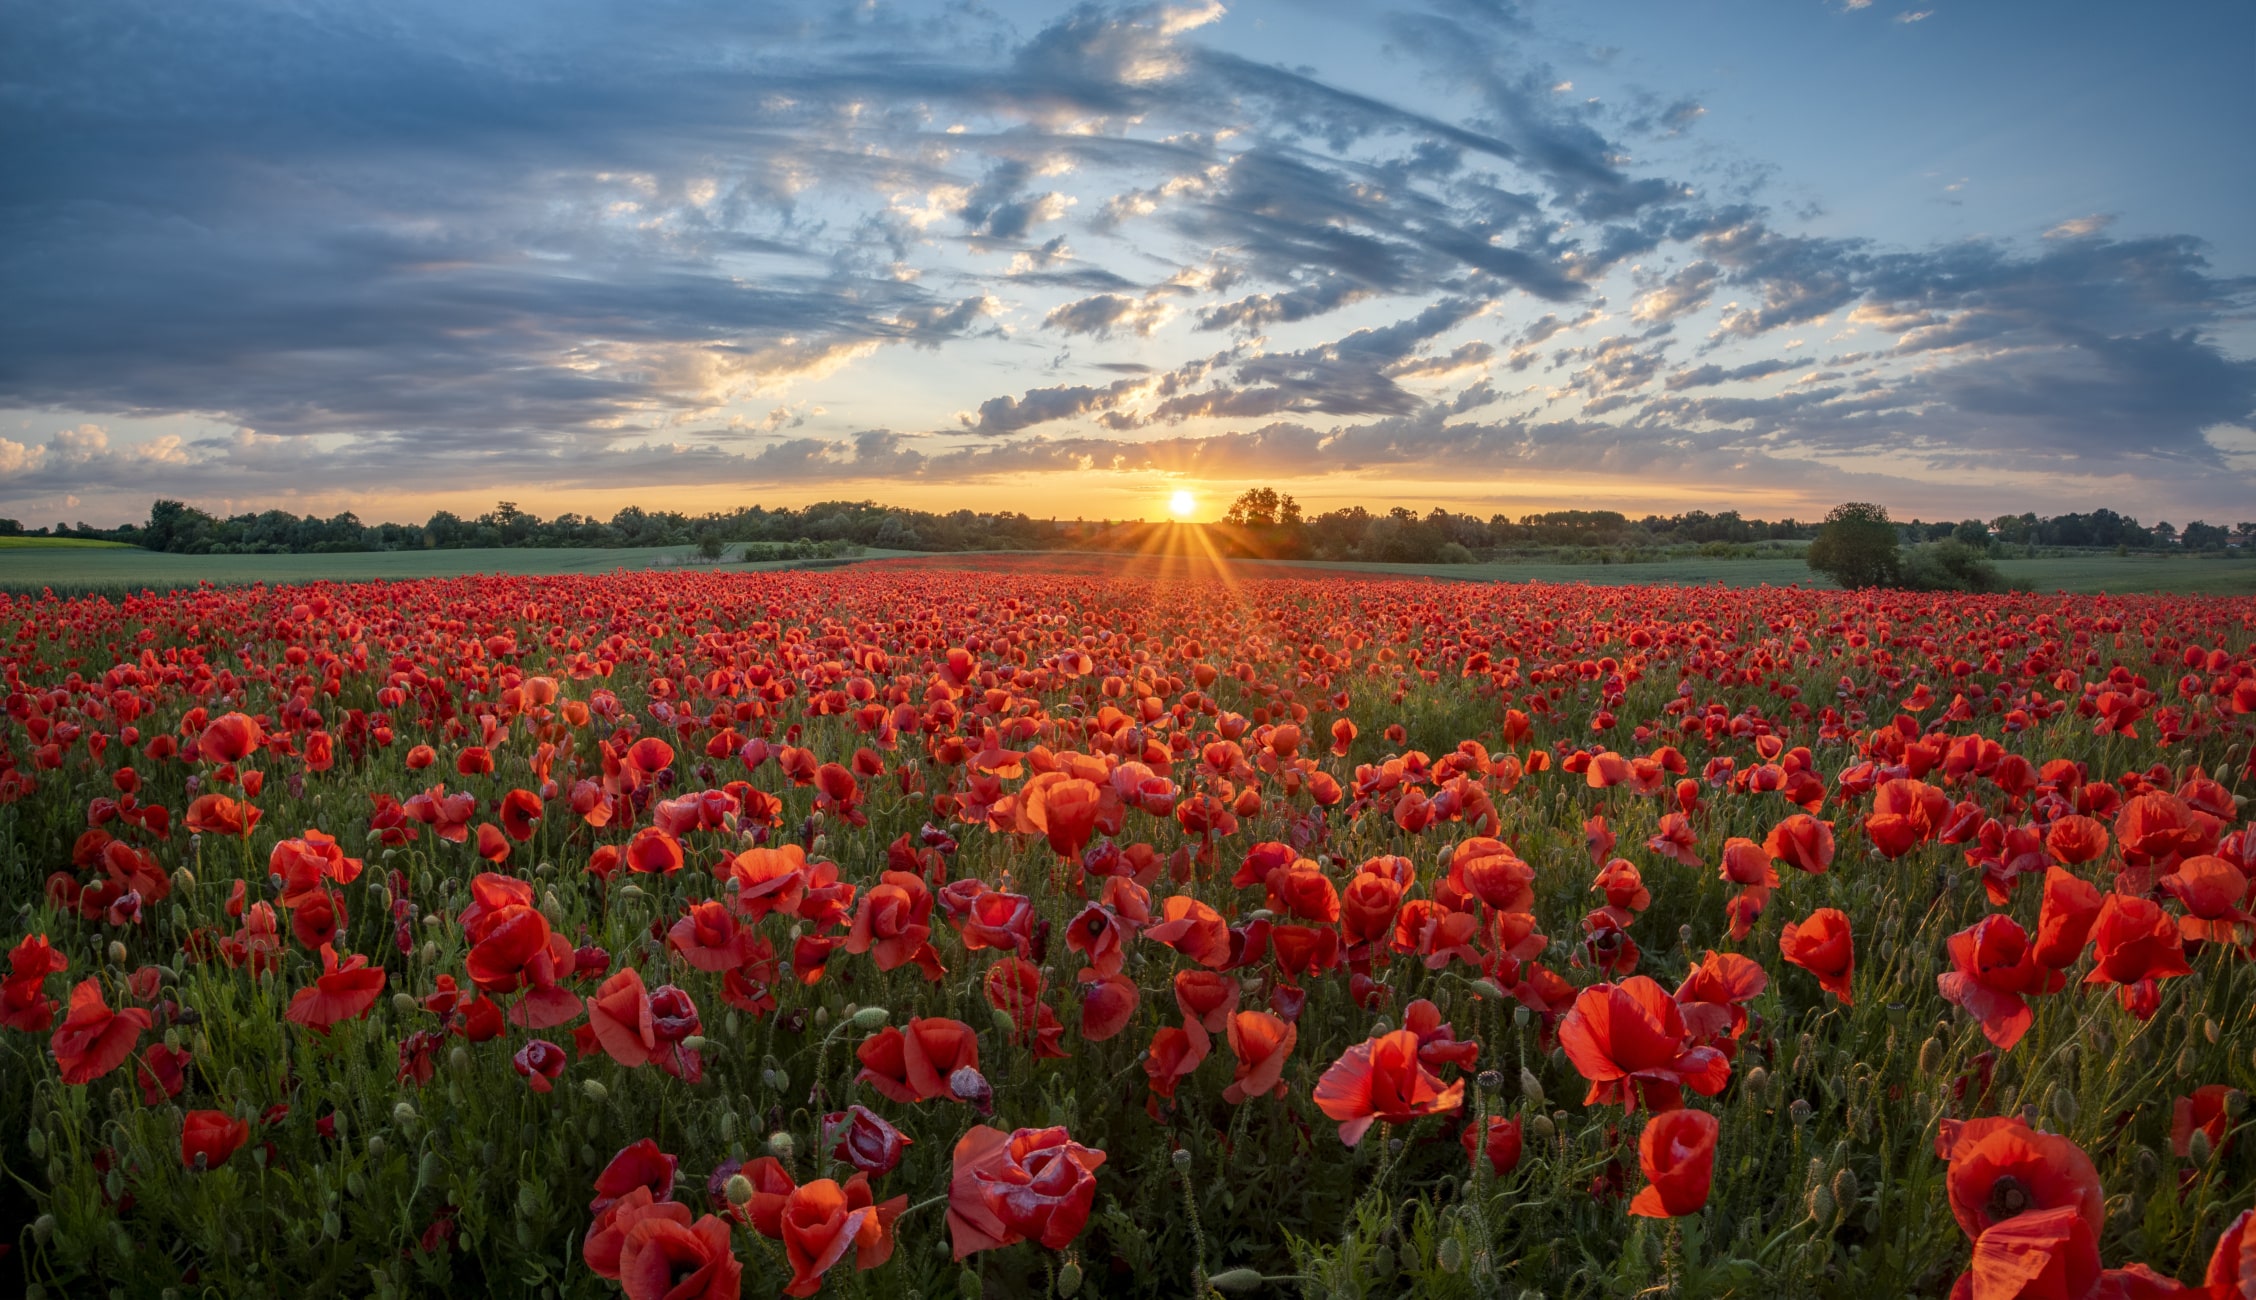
[
  {"x1": 2082, "y1": 893, "x2": 2192, "y2": 1019},
  {"x1": 904, "y1": 1016, "x2": 982, "y2": 1102},
  {"x1": 1221, "y1": 1010, "x2": 1296, "y2": 1103},
  {"x1": 2043, "y1": 815, "x2": 2109, "y2": 865},
  {"x1": 2208, "y1": 1209, "x2": 2255, "y2": 1297},
  {"x1": 1143, "y1": 1021, "x2": 1211, "y2": 1101},
  {"x1": 1558, "y1": 976, "x2": 1730, "y2": 1112},
  {"x1": 845, "y1": 871, "x2": 940, "y2": 975},
  {"x1": 1779, "y1": 908, "x2": 1855, "y2": 1005},
  {"x1": 1077, "y1": 973, "x2": 1139, "y2": 1041},
  {"x1": 50, "y1": 977, "x2": 151, "y2": 1085},
  {"x1": 1764, "y1": 814, "x2": 1836, "y2": 874},
  {"x1": 185, "y1": 793, "x2": 261, "y2": 837},
  {"x1": 591, "y1": 1138, "x2": 678, "y2": 1214},
  {"x1": 1944, "y1": 1119, "x2": 2104, "y2": 1244},
  {"x1": 1341, "y1": 871, "x2": 1405, "y2": 946},
  {"x1": 727, "y1": 845, "x2": 808, "y2": 921},
  {"x1": 197, "y1": 712, "x2": 263, "y2": 765},
  {"x1": 825, "y1": 1105, "x2": 911, "y2": 1176},
  {"x1": 1674, "y1": 950, "x2": 1768, "y2": 1045},
  {"x1": 946, "y1": 1125, "x2": 1107, "y2": 1258},
  {"x1": 1447, "y1": 837, "x2": 1536, "y2": 913},
  {"x1": 588, "y1": 967, "x2": 658, "y2": 1068},
  {"x1": 1629, "y1": 1108, "x2": 1718, "y2": 1218},
  {"x1": 1312, "y1": 1028, "x2": 1466, "y2": 1145},
  {"x1": 625, "y1": 826, "x2": 684, "y2": 876},
  {"x1": 180, "y1": 1109, "x2": 251, "y2": 1170},
  {"x1": 617, "y1": 1212, "x2": 741, "y2": 1300},
  {"x1": 2171, "y1": 1084, "x2": 2234, "y2": 1159},
  {"x1": 1958, "y1": 1205, "x2": 2100, "y2": 1300},
  {"x1": 1146, "y1": 896, "x2": 1232, "y2": 968},
  {"x1": 513, "y1": 1039, "x2": 567, "y2": 1093},
  {"x1": 584, "y1": 1187, "x2": 687, "y2": 1281},
  {"x1": 2033, "y1": 868, "x2": 2105, "y2": 971},
  {"x1": 2, "y1": 933, "x2": 68, "y2": 1032},
  {"x1": 2158, "y1": 855, "x2": 2253, "y2": 944},
  {"x1": 1463, "y1": 1116, "x2": 1524, "y2": 1177},
  {"x1": 1937, "y1": 915, "x2": 2060, "y2": 1051},
  {"x1": 285, "y1": 944, "x2": 385, "y2": 1034}
]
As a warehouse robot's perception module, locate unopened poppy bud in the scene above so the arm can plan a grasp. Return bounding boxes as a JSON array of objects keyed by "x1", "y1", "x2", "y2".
[
  {"x1": 1370, "y1": 1017, "x2": 1393, "y2": 1035},
  {"x1": 2205, "y1": 1017, "x2": 2221, "y2": 1044},
  {"x1": 767, "y1": 1131, "x2": 795, "y2": 1160},
  {"x1": 1439, "y1": 1237, "x2": 1464, "y2": 1273},
  {"x1": 1744, "y1": 1066, "x2": 1770, "y2": 1096},
  {"x1": 449, "y1": 1046, "x2": 470, "y2": 1073},
  {"x1": 172, "y1": 868, "x2": 196, "y2": 893},
  {"x1": 2048, "y1": 1086, "x2": 2079, "y2": 1126},
  {"x1": 2189, "y1": 1131, "x2": 2214, "y2": 1165},
  {"x1": 1918, "y1": 1037, "x2": 1945, "y2": 1075},
  {"x1": 990, "y1": 1007, "x2": 1016, "y2": 1035},
  {"x1": 107, "y1": 941, "x2": 128, "y2": 965},
  {"x1": 681, "y1": 1035, "x2": 707, "y2": 1052},
  {"x1": 957, "y1": 1267, "x2": 984, "y2": 1299},
  {"x1": 367, "y1": 1136, "x2": 386, "y2": 1158},
  {"x1": 368, "y1": 884, "x2": 390, "y2": 912},
  {"x1": 392, "y1": 1102, "x2": 418, "y2": 1127},
  {"x1": 1057, "y1": 1260, "x2": 1084, "y2": 1296},
  {"x1": 1830, "y1": 1168, "x2": 1859, "y2": 1210},
  {"x1": 949, "y1": 1066, "x2": 994, "y2": 1116},
  {"x1": 1806, "y1": 1183, "x2": 1835, "y2": 1226},
  {"x1": 1468, "y1": 978, "x2": 1504, "y2": 1001},
  {"x1": 582, "y1": 1080, "x2": 608, "y2": 1103},
  {"x1": 1209, "y1": 1268, "x2": 1266, "y2": 1292},
  {"x1": 851, "y1": 1006, "x2": 890, "y2": 1030},
  {"x1": 725, "y1": 1174, "x2": 753, "y2": 1207},
  {"x1": 1519, "y1": 1067, "x2": 1544, "y2": 1105},
  {"x1": 1528, "y1": 1113, "x2": 1556, "y2": 1143},
  {"x1": 33, "y1": 1213, "x2": 56, "y2": 1244},
  {"x1": 2135, "y1": 1146, "x2": 2160, "y2": 1179},
  {"x1": 392, "y1": 993, "x2": 419, "y2": 1016},
  {"x1": 2227, "y1": 1090, "x2": 2249, "y2": 1120},
  {"x1": 617, "y1": 883, "x2": 645, "y2": 901}
]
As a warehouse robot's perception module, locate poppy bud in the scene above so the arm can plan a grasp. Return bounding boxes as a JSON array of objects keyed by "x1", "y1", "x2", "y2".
[
  {"x1": 2228, "y1": 1090, "x2": 2250, "y2": 1120},
  {"x1": 2189, "y1": 1130, "x2": 2213, "y2": 1164},
  {"x1": 449, "y1": 1046, "x2": 470, "y2": 1074},
  {"x1": 368, "y1": 884, "x2": 390, "y2": 912},
  {"x1": 2205, "y1": 1017, "x2": 2220, "y2": 1044},
  {"x1": 582, "y1": 1080, "x2": 608, "y2": 1102},
  {"x1": 1057, "y1": 1261, "x2": 1084, "y2": 1297},
  {"x1": 1469, "y1": 978, "x2": 1504, "y2": 1001},
  {"x1": 393, "y1": 993, "x2": 419, "y2": 1016},
  {"x1": 1917, "y1": 1037, "x2": 1944, "y2": 1075},
  {"x1": 1806, "y1": 1182, "x2": 1835, "y2": 1226},
  {"x1": 1528, "y1": 1114, "x2": 1556, "y2": 1143},
  {"x1": 392, "y1": 1102, "x2": 418, "y2": 1127},
  {"x1": 766, "y1": 1131, "x2": 795, "y2": 1160},
  {"x1": 990, "y1": 1007, "x2": 1016, "y2": 1034},
  {"x1": 1744, "y1": 1066, "x2": 1770, "y2": 1096},
  {"x1": 1829, "y1": 1167, "x2": 1859, "y2": 1211},
  {"x1": 851, "y1": 1006, "x2": 890, "y2": 1029},
  {"x1": 1210, "y1": 1269, "x2": 1266, "y2": 1293},
  {"x1": 32, "y1": 1213, "x2": 55, "y2": 1244},
  {"x1": 949, "y1": 1066, "x2": 994, "y2": 1116},
  {"x1": 107, "y1": 940, "x2": 127, "y2": 965},
  {"x1": 958, "y1": 1267, "x2": 983, "y2": 1298},
  {"x1": 725, "y1": 1173, "x2": 753, "y2": 1206},
  {"x1": 368, "y1": 1136, "x2": 386, "y2": 1158},
  {"x1": 2135, "y1": 1146, "x2": 2160, "y2": 1179},
  {"x1": 1519, "y1": 1067, "x2": 1545, "y2": 1105},
  {"x1": 2048, "y1": 1085, "x2": 2079, "y2": 1125},
  {"x1": 1438, "y1": 1238, "x2": 1464, "y2": 1273},
  {"x1": 172, "y1": 867, "x2": 196, "y2": 893}
]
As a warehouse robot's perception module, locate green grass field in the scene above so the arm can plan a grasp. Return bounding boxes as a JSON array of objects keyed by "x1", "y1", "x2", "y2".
[
  {"x1": 0, "y1": 545, "x2": 920, "y2": 594},
  {"x1": 2, "y1": 544, "x2": 2249, "y2": 596}
]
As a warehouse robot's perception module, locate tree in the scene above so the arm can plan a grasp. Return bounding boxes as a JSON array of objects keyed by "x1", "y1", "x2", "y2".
[
  {"x1": 1225, "y1": 487, "x2": 1282, "y2": 527},
  {"x1": 1952, "y1": 519, "x2": 1990, "y2": 549},
  {"x1": 1806, "y1": 502, "x2": 1901, "y2": 590}
]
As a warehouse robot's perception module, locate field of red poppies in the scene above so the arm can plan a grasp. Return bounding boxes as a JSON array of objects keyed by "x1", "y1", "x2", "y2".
[{"x1": 2, "y1": 563, "x2": 2253, "y2": 1299}]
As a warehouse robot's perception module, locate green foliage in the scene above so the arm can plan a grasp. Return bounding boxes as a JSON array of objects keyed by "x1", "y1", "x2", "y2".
[
  {"x1": 1898, "y1": 541, "x2": 2010, "y2": 593},
  {"x1": 1807, "y1": 503, "x2": 1902, "y2": 590}
]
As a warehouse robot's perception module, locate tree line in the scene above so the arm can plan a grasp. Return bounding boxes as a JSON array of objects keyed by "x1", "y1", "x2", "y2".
[{"x1": 1, "y1": 492, "x2": 2247, "y2": 563}]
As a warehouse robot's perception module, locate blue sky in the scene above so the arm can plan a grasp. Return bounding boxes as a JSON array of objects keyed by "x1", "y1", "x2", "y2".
[{"x1": 1, "y1": 0, "x2": 2249, "y2": 527}]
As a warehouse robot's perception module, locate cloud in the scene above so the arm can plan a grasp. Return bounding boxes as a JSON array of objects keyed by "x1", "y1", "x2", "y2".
[{"x1": 1632, "y1": 261, "x2": 1720, "y2": 324}]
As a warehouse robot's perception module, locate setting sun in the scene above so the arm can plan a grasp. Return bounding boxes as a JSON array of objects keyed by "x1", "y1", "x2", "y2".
[{"x1": 1168, "y1": 489, "x2": 1197, "y2": 519}]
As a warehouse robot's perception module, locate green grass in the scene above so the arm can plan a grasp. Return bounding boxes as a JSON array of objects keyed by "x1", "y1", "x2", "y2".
[
  {"x1": 0, "y1": 536, "x2": 134, "y2": 549},
  {"x1": 2, "y1": 543, "x2": 2248, "y2": 597},
  {"x1": 0, "y1": 545, "x2": 922, "y2": 594}
]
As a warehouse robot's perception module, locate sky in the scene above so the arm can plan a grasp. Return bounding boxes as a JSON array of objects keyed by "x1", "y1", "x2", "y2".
[{"x1": 2, "y1": 0, "x2": 2251, "y2": 529}]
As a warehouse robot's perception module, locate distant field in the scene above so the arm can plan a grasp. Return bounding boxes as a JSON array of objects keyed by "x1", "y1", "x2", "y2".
[
  {"x1": 0, "y1": 545, "x2": 918, "y2": 594},
  {"x1": 2, "y1": 544, "x2": 2249, "y2": 596},
  {"x1": 866, "y1": 549, "x2": 2256, "y2": 596},
  {"x1": 0, "y1": 536, "x2": 134, "y2": 549}
]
